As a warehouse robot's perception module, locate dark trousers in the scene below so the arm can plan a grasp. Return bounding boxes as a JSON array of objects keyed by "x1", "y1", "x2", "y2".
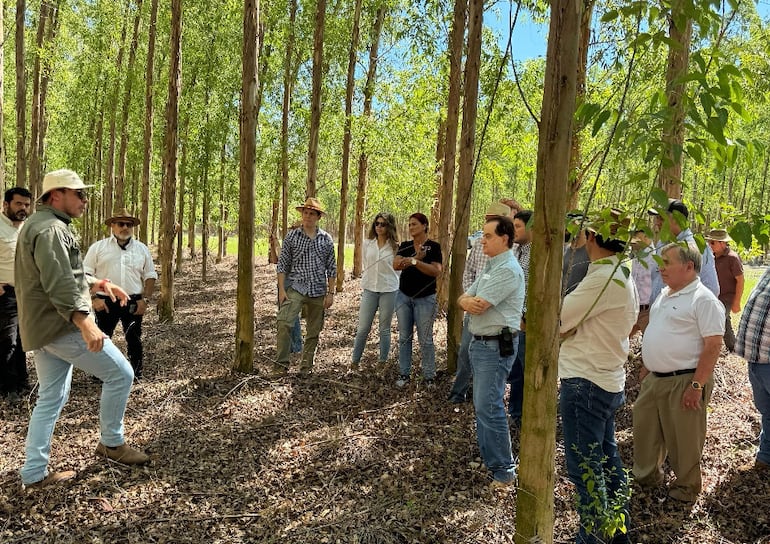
[
  {"x1": 0, "y1": 286, "x2": 29, "y2": 394},
  {"x1": 95, "y1": 295, "x2": 145, "y2": 376}
]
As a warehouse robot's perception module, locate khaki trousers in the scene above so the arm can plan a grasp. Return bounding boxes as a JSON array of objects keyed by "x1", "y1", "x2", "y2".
[
  {"x1": 276, "y1": 288, "x2": 326, "y2": 372},
  {"x1": 632, "y1": 372, "x2": 712, "y2": 501}
]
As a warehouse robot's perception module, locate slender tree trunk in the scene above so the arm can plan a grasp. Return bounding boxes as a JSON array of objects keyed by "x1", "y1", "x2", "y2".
[
  {"x1": 336, "y1": 0, "x2": 362, "y2": 292},
  {"x1": 352, "y1": 6, "x2": 385, "y2": 277},
  {"x1": 234, "y1": 0, "x2": 259, "y2": 373},
  {"x1": 188, "y1": 178, "x2": 197, "y2": 257},
  {"x1": 91, "y1": 91, "x2": 105, "y2": 232},
  {"x1": 440, "y1": 0, "x2": 467, "y2": 373},
  {"x1": 0, "y1": 1, "x2": 5, "y2": 187},
  {"x1": 104, "y1": 3, "x2": 130, "y2": 217},
  {"x1": 115, "y1": 0, "x2": 145, "y2": 211},
  {"x1": 158, "y1": 0, "x2": 182, "y2": 324},
  {"x1": 657, "y1": 1, "x2": 692, "y2": 199},
  {"x1": 278, "y1": 0, "x2": 297, "y2": 238},
  {"x1": 28, "y1": 2, "x2": 49, "y2": 197},
  {"x1": 140, "y1": 0, "x2": 159, "y2": 242},
  {"x1": 15, "y1": 0, "x2": 27, "y2": 188},
  {"x1": 306, "y1": 0, "x2": 326, "y2": 198},
  {"x1": 567, "y1": 0, "x2": 594, "y2": 210},
  {"x1": 175, "y1": 122, "x2": 188, "y2": 273},
  {"x1": 447, "y1": 0, "x2": 482, "y2": 388},
  {"x1": 36, "y1": 1, "x2": 59, "y2": 187},
  {"x1": 514, "y1": 1, "x2": 582, "y2": 542},
  {"x1": 201, "y1": 97, "x2": 211, "y2": 281},
  {"x1": 217, "y1": 142, "x2": 226, "y2": 263}
]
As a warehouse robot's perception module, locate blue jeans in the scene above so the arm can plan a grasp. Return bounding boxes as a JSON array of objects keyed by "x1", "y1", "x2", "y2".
[
  {"x1": 351, "y1": 289, "x2": 397, "y2": 363},
  {"x1": 395, "y1": 291, "x2": 437, "y2": 379},
  {"x1": 470, "y1": 338, "x2": 517, "y2": 483},
  {"x1": 507, "y1": 331, "x2": 526, "y2": 420},
  {"x1": 290, "y1": 317, "x2": 302, "y2": 353},
  {"x1": 21, "y1": 332, "x2": 135, "y2": 485},
  {"x1": 560, "y1": 377, "x2": 629, "y2": 544},
  {"x1": 449, "y1": 314, "x2": 472, "y2": 400},
  {"x1": 749, "y1": 363, "x2": 770, "y2": 466}
]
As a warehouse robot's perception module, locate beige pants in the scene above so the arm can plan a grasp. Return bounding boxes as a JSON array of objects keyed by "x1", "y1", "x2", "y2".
[{"x1": 632, "y1": 372, "x2": 712, "y2": 501}]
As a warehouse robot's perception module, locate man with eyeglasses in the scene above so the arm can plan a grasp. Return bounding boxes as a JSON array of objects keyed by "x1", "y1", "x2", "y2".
[
  {"x1": 15, "y1": 169, "x2": 149, "y2": 491},
  {"x1": 0, "y1": 187, "x2": 32, "y2": 400},
  {"x1": 84, "y1": 209, "x2": 157, "y2": 379}
]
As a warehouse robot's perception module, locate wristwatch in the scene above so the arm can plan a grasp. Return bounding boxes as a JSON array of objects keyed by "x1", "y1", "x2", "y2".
[
  {"x1": 411, "y1": 258, "x2": 417, "y2": 266},
  {"x1": 691, "y1": 381, "x2": 704, "y2": 390}
]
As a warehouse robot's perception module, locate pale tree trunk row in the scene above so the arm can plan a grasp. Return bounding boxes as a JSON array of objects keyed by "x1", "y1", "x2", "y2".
[
  {"x1": 336, "y1": 0, "x2": 363, "y2": 292},
  {"x1": 234, "y1": 0, "x2": 260, "y2": 373},
  {"x1": 352, "y1": 5, "x2": 385, "y2": 277}
]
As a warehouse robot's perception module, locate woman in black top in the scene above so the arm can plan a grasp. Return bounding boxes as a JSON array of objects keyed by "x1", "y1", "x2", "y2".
[{"x1": 392, "y1": 213, "x2": 443, "y2": 388}]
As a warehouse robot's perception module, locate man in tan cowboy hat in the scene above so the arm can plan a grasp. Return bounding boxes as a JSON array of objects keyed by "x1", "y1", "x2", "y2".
[
  {"x1": 705, "y1": 228, "x2": 744, "y2": 352},
  {"x1": 15, "y1": 170, "x2": 149, "y2": 490},
  {"x1": 275, "y1": 197, "x2": 337, "y2": 375},
  {"x1": 84, "y1": 209, "x2": 157, "y2": 378}
]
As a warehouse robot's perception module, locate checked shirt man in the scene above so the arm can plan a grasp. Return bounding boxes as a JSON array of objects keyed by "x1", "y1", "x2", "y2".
[
  {"x1": 459, "y1": 216, "x2": 524, "y2": 487},
  {"x1": 275, "y1": 197, "x2": 337, "y2": 375}
]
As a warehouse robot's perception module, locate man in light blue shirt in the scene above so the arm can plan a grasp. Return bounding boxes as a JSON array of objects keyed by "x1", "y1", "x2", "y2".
[
  {"x1": 458, "y1": 216, "x2": 525, "y2": 488},
  {"x1": 649, "y1": 199, "x2": 719, "y2": 301}
]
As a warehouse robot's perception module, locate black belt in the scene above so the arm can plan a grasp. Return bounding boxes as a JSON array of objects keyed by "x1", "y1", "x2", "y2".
[
  {"x1": 652, "y1": 368, "x2": 695, "y2": 378},
  {"x1": 639, "y1": 304, "x2": 650, "y2": 311},
  {"x1": 474, "y1": 332, "x2": 518, "y2": 341}
]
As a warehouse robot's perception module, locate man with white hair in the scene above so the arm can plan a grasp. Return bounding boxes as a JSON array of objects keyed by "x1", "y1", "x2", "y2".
[{"x1": 16, "y1": 169, "x2": 149, "y2": 490}]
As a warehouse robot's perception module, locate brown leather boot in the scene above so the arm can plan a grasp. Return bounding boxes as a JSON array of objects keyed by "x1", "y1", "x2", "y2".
[
  {"x1": 24, "y1": 470, "x2": 77, "y2": 490},
  {"x1": 95, "y1": 443, "x2": 150, "y2": 465}
]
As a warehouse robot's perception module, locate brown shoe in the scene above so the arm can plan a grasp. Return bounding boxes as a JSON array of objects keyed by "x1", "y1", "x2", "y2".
[
  {"x1": 24, "y1": 470, "x2": 77, "y2": 490},
  {"x1": 95, "y1": 443, "x2": 149, "y2": 465}
]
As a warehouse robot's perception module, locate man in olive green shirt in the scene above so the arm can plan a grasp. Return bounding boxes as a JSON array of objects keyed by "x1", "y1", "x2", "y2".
[{"x1": 16, "y1": 169, "x2": 149, "y2": 490}]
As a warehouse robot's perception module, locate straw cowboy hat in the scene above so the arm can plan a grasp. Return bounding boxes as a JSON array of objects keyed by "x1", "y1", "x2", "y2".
[
  {"x1": 705, "y1": 228, "x2": 731, "y2": 242},
  {"x1": 296, "y1": 197, "x2": 325, "y2": 216},
  {"x1": 484, "y1": 202, "x2": 511, "y2": 218},
  {"x1": 105, "y1": 208, "x2": 141, "y2": 227}
]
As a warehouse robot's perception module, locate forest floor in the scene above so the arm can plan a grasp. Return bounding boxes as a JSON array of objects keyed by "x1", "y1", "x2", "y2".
[{"x1": 1, "y1": 254, "x2": 768, "y2": 544}]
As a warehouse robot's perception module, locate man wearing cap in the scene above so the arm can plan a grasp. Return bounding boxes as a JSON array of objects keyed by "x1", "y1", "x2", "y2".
[
  {"x1": 633, "y1": 243, "x2": 724, "y2": 503},
  {"x1": 275, "y1": 197, "x2": 337, "y2": 375},
  {"x1": 650, "y1": 199, "x2": 720, "y2": 299},
  {"x1": 15, "y1": 169, "x2": 149, "y2": 490},
  {"x1": 559, "y1": 211, "x2": 638, "y2": 543},
  {"x1": 448, "y1": 200, "x2": 513, "y2": 404},
  {"x1": 705, "y1": 228, "x2": 743, "y2": 352},
  {"x1": 84, "y1": 209, "x2": 158, "y2": 379},
  {"x1": 0, "y1": 187, "x2": 32, "y2": 399}
]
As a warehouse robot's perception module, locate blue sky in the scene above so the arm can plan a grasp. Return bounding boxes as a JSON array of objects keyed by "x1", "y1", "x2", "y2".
[{"x1": 486, "y1": 1, "x2": 770, "y2": 62}]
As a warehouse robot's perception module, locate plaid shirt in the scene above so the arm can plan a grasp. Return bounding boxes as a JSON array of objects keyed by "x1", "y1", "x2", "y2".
[
  {"x1": 735, "y1": 267, "x2": 770, "y2": 364},
  {"x1": 277, "y1": 227, "x2": 337, "y2": 298},
  {"x1": 463, "y1": 240, "x2": 488, "y2": 292},
  {"x1": 514, "y1": 241, "x2": 531, "y2": 312}
]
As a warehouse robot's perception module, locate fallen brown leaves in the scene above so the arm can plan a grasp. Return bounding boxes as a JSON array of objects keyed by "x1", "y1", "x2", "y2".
[{"x1": 1, "y1": 255, "x2": 768, "y2": 543}]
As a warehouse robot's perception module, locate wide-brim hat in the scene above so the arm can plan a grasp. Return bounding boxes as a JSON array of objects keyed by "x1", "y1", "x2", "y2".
[
  {"x1": 40, "y1": 169, "x2": 93, "y2": 199},
  {"x1": 296, "y1": 197, "x2": 325, "y2": 216},
  {"x1": 705, "y1": 228, "x2": 731, "y2": 242},
  {"x1": 484, "y1": 202, "x2": 511, "y2": 218},
  {"x1": 105, "y1": 208, "x2": 141, "y2": 227}
]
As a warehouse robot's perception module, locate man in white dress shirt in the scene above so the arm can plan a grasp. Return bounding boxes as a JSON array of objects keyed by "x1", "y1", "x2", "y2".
[{"x1": 84, "y1": 209, "x2": 157, "y2": 379}]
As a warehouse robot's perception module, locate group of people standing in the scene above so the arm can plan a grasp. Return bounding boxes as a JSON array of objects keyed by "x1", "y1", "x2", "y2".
[{"x1": 1, "y1": 169, "x2": 156, "y2": 490}]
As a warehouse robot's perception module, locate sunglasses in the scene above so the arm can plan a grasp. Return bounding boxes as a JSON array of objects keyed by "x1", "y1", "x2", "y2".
[
  {"x1": 114, "y1": 221, "x2": 134, "y2": 228},
  {"x1": 62, "y1": 188, "x2": 88, "y2": 201},
  {"x1": 375, "y1": 221, "x2": 388, "y2": 227}
]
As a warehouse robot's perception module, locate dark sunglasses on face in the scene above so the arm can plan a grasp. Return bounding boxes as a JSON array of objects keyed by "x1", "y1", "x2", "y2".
[
  {"x1": 375, "y1": 221, "x2": 388, "y2": 227},
  {"x1": 115, "y1": 221, "x2": 134, "y2": 228},
  {"x1": 62, "y1": 188, "x2": 88, "y2": 201}
]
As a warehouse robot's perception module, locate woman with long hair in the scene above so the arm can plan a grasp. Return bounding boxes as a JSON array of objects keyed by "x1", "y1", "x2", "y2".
[
  {"x1": 351, "y1": 213, "x2": 400, "y2": 366},
  {"x1": 392, "y1": 213, "x2": 443, "y2": 388}
]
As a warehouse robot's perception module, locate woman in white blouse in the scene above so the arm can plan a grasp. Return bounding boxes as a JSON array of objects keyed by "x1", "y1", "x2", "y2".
[{"x1": 351, "y1": 213, "x2": 400, "y2": 366}]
